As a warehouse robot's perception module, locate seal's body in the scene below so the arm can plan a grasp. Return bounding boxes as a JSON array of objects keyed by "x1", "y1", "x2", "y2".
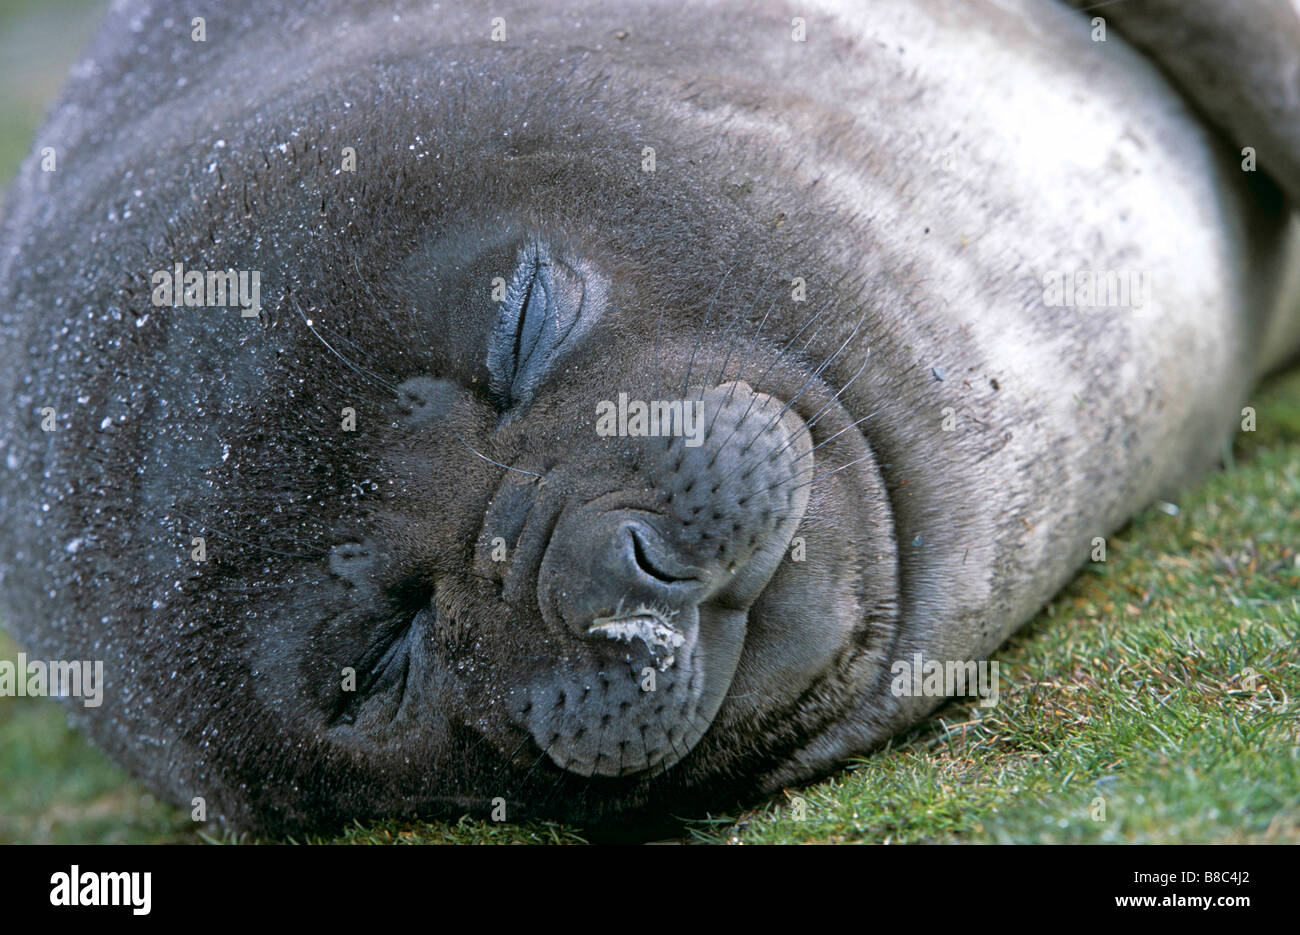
[{"x1": 1, "y1": 0, "x2": 1298, "y2": 833}]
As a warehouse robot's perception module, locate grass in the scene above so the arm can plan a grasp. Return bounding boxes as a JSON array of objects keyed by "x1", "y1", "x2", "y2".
[{"x1": 0, "y1": 1, "x2": 1297, "y2": 845}]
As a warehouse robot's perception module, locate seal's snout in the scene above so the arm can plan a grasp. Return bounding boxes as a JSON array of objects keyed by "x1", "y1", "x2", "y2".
[
  {"x1": 549, "y1": 516, "x2": 702, "y2": 647},
  {"x1": 519, "y1": 381, "x2": 817, "y2": 778},
  {"x1": 541, "y1": 382, "x2": 815, "y2": 652},
  {"x1": 647, "y1": 382, "x2": 815, "y2": 607}
]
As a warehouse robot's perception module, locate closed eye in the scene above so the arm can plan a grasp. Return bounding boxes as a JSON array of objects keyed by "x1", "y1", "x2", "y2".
[
  {"x1": 485, "y1": 242, "x2": 602, "y2": 412},
  {"x1": 509, "y1": 254, "x2": 550, "y2": 390}
]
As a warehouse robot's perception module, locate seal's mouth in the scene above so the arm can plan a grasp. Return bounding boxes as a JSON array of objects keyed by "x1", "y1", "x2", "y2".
[{"x1": 588, "y1": 606, "x2": 686, "y2": 671}]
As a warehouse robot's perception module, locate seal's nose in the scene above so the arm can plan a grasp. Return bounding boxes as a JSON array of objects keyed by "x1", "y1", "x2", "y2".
[
  {"x1": 623, "y1": 521, "x2": 700, "y2": 587},
  {"x1": 537, "y1": 381, "x2": 816, "y2": 657},
  {"x1": 547, "y1": 512, "x2": 705, "y2": 646}
]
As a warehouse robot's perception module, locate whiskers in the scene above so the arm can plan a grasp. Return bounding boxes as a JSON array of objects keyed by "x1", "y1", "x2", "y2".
[
  {"x1": 291, "y1": 295, "x2": 540, "y2": 480},
  {"x1": 648, "y1": 274, "x2": 876, "y2": 505}
]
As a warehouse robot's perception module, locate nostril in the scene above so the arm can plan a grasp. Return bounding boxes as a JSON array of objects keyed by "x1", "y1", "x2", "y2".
[
  {"x1": 629, "y1": 527, "x2": 681, "y2": 583},
  {"x1": 628, "y1": 525, "x2": 695, "y2": 584}
]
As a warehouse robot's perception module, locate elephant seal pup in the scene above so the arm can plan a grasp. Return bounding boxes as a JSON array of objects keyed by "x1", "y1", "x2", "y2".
[{"x1": 1, "y1": 0, "x2": 1299, "y2": 835}]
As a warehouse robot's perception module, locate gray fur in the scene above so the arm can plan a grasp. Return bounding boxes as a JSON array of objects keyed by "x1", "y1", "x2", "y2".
[{"x1": 0, "y1": 0, "x2": 1297, "y2": 834}]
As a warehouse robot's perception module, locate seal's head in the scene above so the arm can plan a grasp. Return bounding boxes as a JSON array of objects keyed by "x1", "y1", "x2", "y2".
[{"x1": 268, "y1": 228, "x2": 902, "y2": 830}]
